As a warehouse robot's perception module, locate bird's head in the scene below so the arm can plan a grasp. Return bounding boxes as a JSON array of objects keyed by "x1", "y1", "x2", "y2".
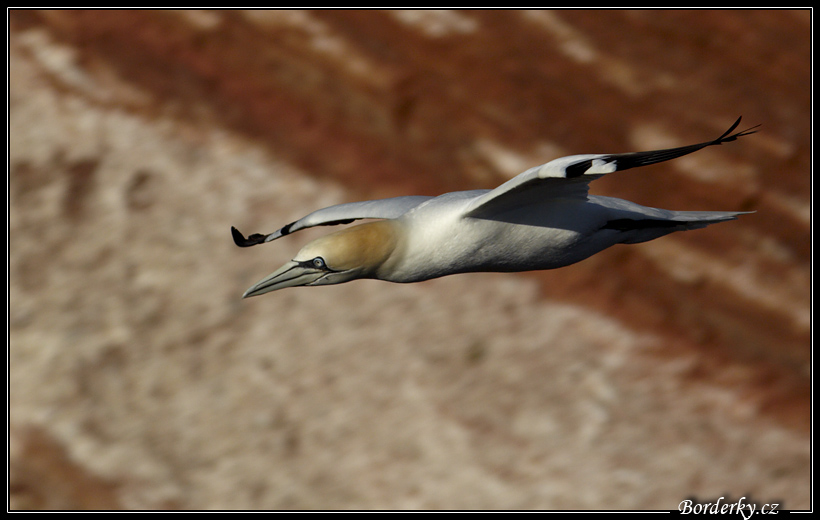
[{"x1": 242, "y1": 220, "x2": 400, "y2": 297}]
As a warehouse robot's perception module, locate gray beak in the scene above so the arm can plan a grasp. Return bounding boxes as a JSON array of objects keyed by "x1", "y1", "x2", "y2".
[{"x1": 242, "y1": 261, "x2": 327, "y2": 298}]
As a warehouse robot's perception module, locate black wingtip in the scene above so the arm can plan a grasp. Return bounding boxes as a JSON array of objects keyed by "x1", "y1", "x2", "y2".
[
  {"x1": 231, "y1": 226, "x2": 268, "y2": 247},
  {"x1": 718, "y1": 116, "x2": 743, "y2": 140},
  {"x1": 717, "y1": 116, "x2": 761, "y2": 144}
]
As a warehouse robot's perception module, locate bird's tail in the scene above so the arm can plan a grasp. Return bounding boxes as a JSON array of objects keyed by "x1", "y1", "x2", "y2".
[{"x1": 606, "y1": 210, "x2": 753, "y2": 244}]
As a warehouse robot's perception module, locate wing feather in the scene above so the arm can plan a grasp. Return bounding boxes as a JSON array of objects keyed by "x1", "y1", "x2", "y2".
[
  {"x1": 232, "y1": 195, "x2": 432, "y2": 247},
  {"x1": 465, "y1": 117, "x2": 758, "y2": 218}
]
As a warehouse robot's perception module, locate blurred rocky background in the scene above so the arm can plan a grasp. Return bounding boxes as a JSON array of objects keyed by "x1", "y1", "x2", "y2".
[{"x1": 9, "y1": 10, "x2": 810, "y2": 510}]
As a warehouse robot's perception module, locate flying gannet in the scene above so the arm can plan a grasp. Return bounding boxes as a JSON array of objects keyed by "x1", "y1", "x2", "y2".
[{"x1": 233, "y1": 117, "x2": 758, "y2": 298}]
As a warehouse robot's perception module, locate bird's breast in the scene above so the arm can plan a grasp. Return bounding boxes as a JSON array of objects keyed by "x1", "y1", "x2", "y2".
[{"x1": 382, "y1": 214, "x2": 593, "y2": 282}]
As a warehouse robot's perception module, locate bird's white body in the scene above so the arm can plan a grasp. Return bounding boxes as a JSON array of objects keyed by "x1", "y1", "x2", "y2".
[
  {"x1": 382, "y1": 191, "x2": 591, "y2": 282},
  {"x1": 232, "y1": 118, "x2": 757, "y2": 297},
  {"x1": 376, "y1": 192, "x2": 732, "y2": 284}
]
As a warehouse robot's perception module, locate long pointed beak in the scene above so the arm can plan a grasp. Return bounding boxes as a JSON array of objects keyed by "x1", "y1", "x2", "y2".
[{"x1": 242, "y1": 261, "x2": 326, "y2": 298}]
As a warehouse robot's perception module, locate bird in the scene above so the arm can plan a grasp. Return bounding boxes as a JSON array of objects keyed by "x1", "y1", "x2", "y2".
[{"x1": 232, "y1": 117, "x2": 758, "y2": 298}]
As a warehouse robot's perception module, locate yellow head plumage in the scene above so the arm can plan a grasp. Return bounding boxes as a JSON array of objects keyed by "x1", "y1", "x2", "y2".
[
  {"x1": 294, "y1": 220, "x2": 401, "y2": 279},
  {"x1": 242, "y1": 220, "x2": 402, "y2": 297}
]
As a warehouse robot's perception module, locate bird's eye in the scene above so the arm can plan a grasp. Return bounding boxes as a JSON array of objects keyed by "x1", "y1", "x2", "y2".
[{"x1": 312, "y1": 257, "x2": 326, "y2": 269}]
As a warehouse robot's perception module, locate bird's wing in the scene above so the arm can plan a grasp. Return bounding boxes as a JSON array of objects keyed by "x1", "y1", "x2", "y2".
[
  {"x1": 465, "y1": 117, "x2": 759, "y2": 218},
  {"x1": 232, "y1": 195, "x2": 433, "y2": 247}
]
